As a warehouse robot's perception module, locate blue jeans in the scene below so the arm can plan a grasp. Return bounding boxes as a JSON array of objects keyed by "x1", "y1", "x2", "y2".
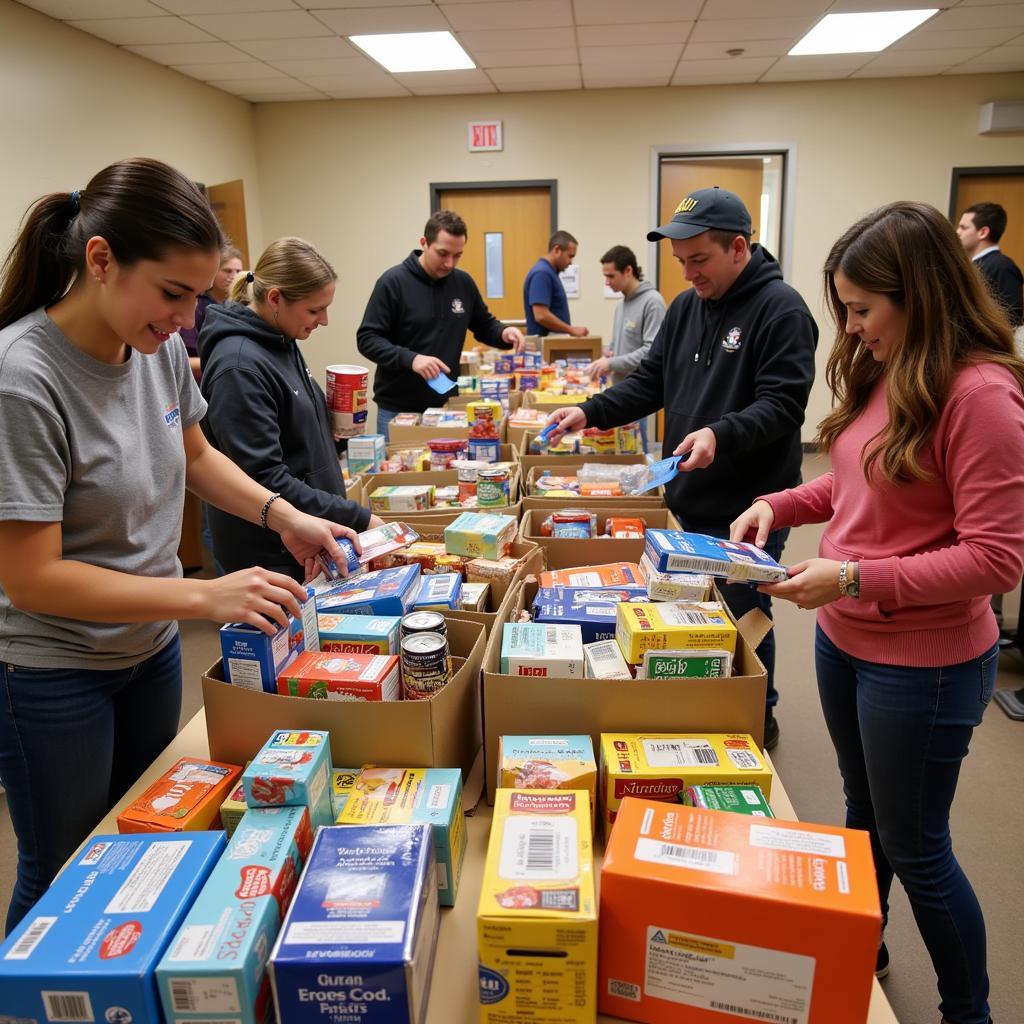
[
  {"x1": 693, "y1": 525, "x2": 788, "y2": 711},
  {"x1": 376, "y1": 406, "x2": 400, "y2": 439},
  {"x1": 815, "y1": 625, "x2": 995, "y2": 1024},
  {"x1": 0, "y1": 635, "x2": 183, "y2": 934}
]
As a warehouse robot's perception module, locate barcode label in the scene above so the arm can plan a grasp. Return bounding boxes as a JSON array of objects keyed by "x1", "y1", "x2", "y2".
[
  {"x1": 642, "y1": 739, "x2": 719, "y2": 767},
  {"x1": 657, "y1": 606, "x2": 711, "y2": 626},
  {"x1": 42, "y1": 992, "x2": 93, "y2": 1023},
  {"x1": 499, "y1": 817, "x2": 578, "y2": 880},
  {"x1": 710, "y1": 1002, "x2": 797, "y2": 1023},
  {"x1": 526, "y1": 830, "x2": 555, "y2": 872},
  {"x1": 170, "y1": 980, "x2": 196, "y2": 1012},
  {"x1": 5, "y1": 916, "x2": 55, "y2": 960},
  {"x1": 608, "y1": 978, "x2": 641, "y2": 1001},
  {"x1": 635, "y1": 838, "x2": 736, "y2": 875}
]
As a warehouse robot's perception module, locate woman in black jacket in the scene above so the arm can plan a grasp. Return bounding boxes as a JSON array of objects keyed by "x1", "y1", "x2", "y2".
[{"x1": 199, "y1": 237, "x2": 379, "y2": 580}]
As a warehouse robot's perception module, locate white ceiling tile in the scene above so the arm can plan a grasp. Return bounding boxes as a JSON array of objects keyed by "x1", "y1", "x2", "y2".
[
  {"x1": 672, "y1": 69, "x2": 766, "y2": 83},
  {"x1": 684, "y1": 38, "x2": 793, "y2": 58},
  {"x1": 957, "y1": 43, "x2": 1024, "y2": 66},
  {"x1": 18, "y1": 0, "x2": 167, "y2": 16},
  {"x1": 311, "y1": 80, "x2": 413, "y2": 97},
  {"x1": 158, "y1": 0, "x2": 300, "y2": 13},
  {"x1": 769, "y1": 54, "x2": 874, "y2": 72},
  {"x1": 66, "y1": 17, "x2": 216, "y2": 44},
  {"x1": 474, "y1": 47, "x2": 579, "y2": 68},
  {"x1": 826, "y1": 0, "x2": 947, "y2": 10},
  {"x1": 173, "y1": 60, "x2": 287, "y2": 80},
  {"x1": 690, "y1": 16, "x2": 819, "y2": 42},
  {"x1": 759, "y1": 68, "x2": 857, "y2": 80},
  {"x1": 457, "y1": 27, "x2": 577, "y2": 51},
  {"x1": 234, "y1": 36, "x2": 361, "y2": 59},
  {"x1": 440, "y1": 0, "x2": 574, "y2": 31},
  {"x1": 944, "y1": 59, "x2": 1024, "y2": 73},
  {"x1": 125, "y1": 41, "x2": 255, "y2": 63},
  {"x1": 184, "y1": 10, "x2": 332, "y2": 40},
  {"x1": 392, "y1": 68, "x2": 493, "y2": 86},
  {"x1": 314, "y1": 6, "x2": 449, "y2": 34},
  {"x1": 672, "y1": 55, "x2": 776, "y2": 81},
  {"x1": 926, "y1": 5, "x2": 1024, "y2": 31},
  {"x1": 296, "y1": 0, "x2": 432, "y2": 6},
  {"x1": 487, "y1": 65, "x2": 582, "y2": 88},
  {"x1": 231, "y1": 89, "x2": 326, "y2": 101},
  {"x1": 701, "y1": 0, "x2": 828, "y2": 17},
  {"x1": 209, "y1": 75, "x2": 321, "y2": 93},
  {"x1": 405, "y1": 82, "x2": 499, "y2": 94},
  {"x1": 268, "y1": 56, "x2": 375, "y2": 76},
  {"x1": 582, "y1": 64, "x2": 677, "y2": 87},
  {"x1": 893, "y1": 26, "x2": 1017, "y2": 49},
  {"x1": 574, "y1": 0, "x2": 703, "y2": 25},
  {"x1": 576, "y1": 22, "x2": 693, "y2": 46},
  {"x1": 866, "y1": 46, "x2": 988, "y2": 67},
  {"x1": 850, "y1": 64, "x2": 954, "y2": 78},
  {"x1": 579, "y1": 43, "x2": 683, "y2": 64}
]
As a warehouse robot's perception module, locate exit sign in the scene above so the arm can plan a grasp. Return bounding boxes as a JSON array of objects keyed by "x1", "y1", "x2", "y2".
[{"x1": 468, "y1": 120, "x2": 502, "y2": 152}]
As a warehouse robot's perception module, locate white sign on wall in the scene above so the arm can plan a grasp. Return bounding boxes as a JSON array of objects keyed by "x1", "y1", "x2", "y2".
[{"x1": 468, "y1": 120, "x2": 503, "y2": 152}]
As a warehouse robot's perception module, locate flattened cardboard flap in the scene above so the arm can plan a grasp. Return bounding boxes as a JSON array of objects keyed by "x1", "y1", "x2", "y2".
[{"x1": 736, "y1": 606, "x2": 773, "y2": 649}]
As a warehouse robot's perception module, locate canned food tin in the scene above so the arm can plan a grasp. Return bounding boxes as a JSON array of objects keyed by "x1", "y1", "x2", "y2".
[
  {"x1": 325, "y1": 364, "x2": 368, "y2": 439},
  {"x1": 467, "y1": 437, "x2": 500, "y2": 463},
  {"x1": 401, "y1": 631, "x2": 451, "y2": 700},
  {"x1": 427, "y1": 438, "x2": 469, "y2": 470},
  {"x1": 400, "y1": 611, "x2": 447, "y2": 640},
  {"x1": 476, "y1": 467, "x2": 511, "y2": 508}
]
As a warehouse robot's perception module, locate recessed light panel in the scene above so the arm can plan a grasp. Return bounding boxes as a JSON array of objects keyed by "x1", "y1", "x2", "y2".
[
  {"x1": 789, "y1": 10, "x2": 938, "y2": 56},
  {"x1": 349, "y1": 31, "x2": 476, "y2": 73}
]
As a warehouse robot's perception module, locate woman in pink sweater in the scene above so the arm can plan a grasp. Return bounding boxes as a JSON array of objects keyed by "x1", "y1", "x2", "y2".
[{"x1": 732, "y1": 202, "x2": 1024, "y2": 1024}]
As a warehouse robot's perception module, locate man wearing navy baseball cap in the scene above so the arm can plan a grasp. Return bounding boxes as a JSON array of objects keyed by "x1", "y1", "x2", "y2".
[{"x1": 547, "y1": 187, "x2": 818, "y2": 750}]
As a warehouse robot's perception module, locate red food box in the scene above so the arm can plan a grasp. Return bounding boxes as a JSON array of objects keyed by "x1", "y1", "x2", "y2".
[{"x1": 276, "y1": 651, "x2": 401, "y2": 702}]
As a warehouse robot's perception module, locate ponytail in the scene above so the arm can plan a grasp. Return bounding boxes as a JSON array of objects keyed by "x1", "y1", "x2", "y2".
[
  {"x1": 237, "y1": 238, "x2": 336, "y2": 309},
  {"x1": 230, "y1": 270, "x2": 255, "y2": 306},
  {"x1": 0, "y1": 157, "x2": 223, "y2": 331}
]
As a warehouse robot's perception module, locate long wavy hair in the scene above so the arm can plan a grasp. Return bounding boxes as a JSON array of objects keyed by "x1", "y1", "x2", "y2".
[{"x1": 817, "y1": 200, "x2": 1024, "y2": 484}]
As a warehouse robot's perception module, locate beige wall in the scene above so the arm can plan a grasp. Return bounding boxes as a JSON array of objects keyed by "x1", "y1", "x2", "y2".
[
  {"x1": 0, "y1": 0, "x2": 262, "y2": 266},
  {"x1": 253, "y1": 73, "x2": 1024, "y2": 435}
]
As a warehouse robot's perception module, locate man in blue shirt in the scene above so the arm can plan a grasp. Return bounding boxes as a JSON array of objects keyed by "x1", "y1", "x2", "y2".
[{"x1": 523, "y1": 230, "x2": 590, "y2": 337}]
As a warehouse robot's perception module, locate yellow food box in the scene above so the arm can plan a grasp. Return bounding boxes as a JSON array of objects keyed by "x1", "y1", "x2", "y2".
[
  {"x1": 478, "y1": 789, "x2": 597, "y2": 1023},
  {"x1": 331, "y1": 766, "x2": 360, "y2": 820},
  {"x1": 599, "y1": 733, "x2": 773, "y2": 841},
  {"x1": 615, "y1": 600, "x2": 736, "y2": 665},
  {"x1": 499, "y1": 735, "x2": 597, "y2": 826}
]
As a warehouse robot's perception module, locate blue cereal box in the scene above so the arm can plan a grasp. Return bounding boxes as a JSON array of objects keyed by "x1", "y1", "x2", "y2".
[
  {"x1": 644, "y1": 529, "x2": 789, "y2": 583},
  {"x1": 220, "y1": 589, "x2": 319, "y2": 693},
  {"x1": 243, "y1": 730, "x2": 334, "y2": 829},
  {"x1": 532, "y1": 586, "x2": 648, "y2": 644},
  {"x1": 0, "y1": 832, "x2": 225, "y2": 1024},
  {"x1": 336, "y1": 768, "x2": 466, "y2": 907},
  {"x1": 411, "y1": 572, "x2": 463, "y2": 612},
  {"x1": 269, "y1": 824, "x2": 440, "y2": 1024},
  {"x1": 157, "y1": 805, "x2": 314, "y2": 1024},
  {"x1": 318, "y1": 613, "x2": 402, "y2": 655},
  {"x1": 315, "y1": 564, "x2": 421, "y2": 617}
]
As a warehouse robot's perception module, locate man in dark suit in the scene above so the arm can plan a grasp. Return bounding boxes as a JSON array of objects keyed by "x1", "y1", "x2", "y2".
[{"x1": 957, "y1": 201, "x2": 1023, "y2": 327}]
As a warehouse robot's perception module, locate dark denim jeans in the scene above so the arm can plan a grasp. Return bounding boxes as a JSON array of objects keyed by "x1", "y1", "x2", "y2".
[
  {"x1": 0, "y1": 635, "x2": 183, "y2": 934},
  {"x1": 815, "y1": 625, "x2": 996, "y2": 1024},
  {"x1": 376, "y1": 406, "x2": 400, "y2": 440}
]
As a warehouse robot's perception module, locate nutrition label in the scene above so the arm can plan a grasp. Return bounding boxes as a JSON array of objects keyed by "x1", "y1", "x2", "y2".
[
  {"x1": 105, "y1": 840, "x2": 190, "y2": 913},
  {"x1": 644, "y1": 925, "x2": 814, "y2": 1024}
]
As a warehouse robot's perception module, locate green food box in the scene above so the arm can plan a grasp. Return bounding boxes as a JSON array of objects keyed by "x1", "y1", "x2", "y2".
[
  {"x1": 682, "y1": 783, "x2": 774, "y2": 818},
  {"x1": 642, "y1": 648, "x2": 732, "y2": 679}
]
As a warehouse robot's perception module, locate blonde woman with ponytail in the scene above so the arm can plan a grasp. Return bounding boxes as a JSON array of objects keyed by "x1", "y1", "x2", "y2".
[
  {"x1": 199, "y1": 237, "x2": 379, "y2": 580},
  {"x1": 731, "y1": 201, "x2": 1024, "y2": 1024}
]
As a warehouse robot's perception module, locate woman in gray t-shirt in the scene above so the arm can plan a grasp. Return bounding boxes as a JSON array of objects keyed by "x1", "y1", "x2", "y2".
[{"x1": 0, "y1": 158, "x2": 361, "y2": 934}]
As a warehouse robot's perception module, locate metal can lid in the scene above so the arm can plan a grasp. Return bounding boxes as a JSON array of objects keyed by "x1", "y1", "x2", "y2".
[
  {"x1": 478, "y1": 467, "x2": 508, "y2": 479},
  {"x1": 402, "y1": 611, "x2": 446, "y2": 631},
  {"x1": 401, "y1": 631, "x2": 449, "y2": 656}
]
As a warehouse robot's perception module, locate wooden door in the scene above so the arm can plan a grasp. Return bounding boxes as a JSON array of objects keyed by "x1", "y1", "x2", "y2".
[
  {"x1": 656, "y1": 158, "x2": 764, "y2": 304},
  {"x1": 437, "y1": 187, "x2": 552, "y2": 325},
  {"x1": 206, "y1": 179, "x2": 251, "y2": 266},
  {"x1": 953, "y1": 172, "x2": 1024, "y2": 269}
]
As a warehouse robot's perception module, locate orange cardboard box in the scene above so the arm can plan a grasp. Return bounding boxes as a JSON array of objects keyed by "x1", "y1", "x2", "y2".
[
  {"x1": 599, "y1": 798, "x2": 881, "y2": 1024},
  {"x1": 117, "y1": 757, "x2": 242, "y2": 833}
]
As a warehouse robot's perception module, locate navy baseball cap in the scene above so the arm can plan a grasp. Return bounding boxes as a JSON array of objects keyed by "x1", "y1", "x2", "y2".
[{"x1": 647, "y1": 186, "x2": 753, "y2": 241}]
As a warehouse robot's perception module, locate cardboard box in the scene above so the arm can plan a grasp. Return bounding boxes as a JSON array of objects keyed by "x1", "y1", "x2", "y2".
[
  {"x1": 270, "y1": 823, "x2": 439, "y2": 1024},
  {"x1": 498, "y1": 735, "x2": 597, "y2": 820},
  {"x1": 387, "y1": 419, "x2": 506, "y2": 445},
  {"x1": 599, "y1": 799, "x2": 881, "y2": 1024},
  {"x1": 477, "y1": 789, "x2": 597, "y2": 1024},
  {"x1": 117, "y1": 757, "x2": 242, "y2": 834},
  {"x1": 482, "y1": 579, "x2": 771, "y2": 803},
  {"x1": 600, "y1": 732, "x2": 772, "y2": 840},
  {"x1": 156, "y1": 805, "x2": 313, "y2": 1024},
  {"x1": 540, "y1": 333, "x2": 604, "y2": 362},
  {"x1": 203, "y1": 619, "x2": 488, "y2": 804},
  {"x1": 366, "y1": 467, "x2": 521, "y2": 514},
  {"x1": 616, "y1": 601, "x2": 737, "y2": 665},
  {"x1": 520, "y1": 457, "x2": 663, "y2": 506},
  {"x1": 242, "y1": 729, "x2": 335, "y2": 829},
  {"x1": 520, "y1": 507, "x2": 681, "y2": 567},
  {"x1": 337, "y1": 767, "x2": 467, "y2": 907},
  {"x1": 277, "y1": 650, "x2": 402, "y2": 702},
  {"x1": 500, "y1": 622, "x2": 585, "y2": 677},
  {"x1": 0, "y1": 832, "x2": 226, "y2": 1024}
]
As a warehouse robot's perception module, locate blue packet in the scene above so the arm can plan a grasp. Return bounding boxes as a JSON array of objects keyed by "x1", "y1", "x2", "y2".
[
  {"x1": 535, "y1": 421, "x2": 561, "y2": 447},
  {"x1": 427, "y1": 372, "x2": 457, "y2": 394},
  {"x1": 633, "y1": 454, "x2": 686, "y2": 493}
]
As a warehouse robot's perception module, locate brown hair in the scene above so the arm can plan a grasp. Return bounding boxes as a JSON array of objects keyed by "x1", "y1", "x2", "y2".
[
  {"x1": 230, "y1": 237, "x2": 335, "y2": 306},
  {"x1": 963, "y1": 202, "x2": 1007, "y2": 244},
  {"x1": 600, "y1": 245, "x2": 643, "y2": 281},
  {"x1": 0, "y1": 158, "x2": 223, "y2": 330},
  {"x1": 221, "y1": 244, "x2": 243, "y2": 265},
  {"x1": 548, "y1": 230, "x2": 577, "y2": 252},
  {"x1": 818, "y1": 200, "x2": 1023, "y2": 484},
  {"x1": 424, "y1": 210, "x2": 467, "y2": 245}
]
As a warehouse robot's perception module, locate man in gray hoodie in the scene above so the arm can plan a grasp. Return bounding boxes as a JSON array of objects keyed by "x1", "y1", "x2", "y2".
[{"x1": 587, "y1": 245, "x2": 666, "y2": 451}]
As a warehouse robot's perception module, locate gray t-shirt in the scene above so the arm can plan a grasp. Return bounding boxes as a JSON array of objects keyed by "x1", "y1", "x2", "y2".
[{"x1": 0, "y1": 308, "x2": 206, "y2": 668}]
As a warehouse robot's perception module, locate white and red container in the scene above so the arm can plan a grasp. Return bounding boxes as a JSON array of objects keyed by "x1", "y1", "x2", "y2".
[{"x1": 325, "y1": 363, "x2": 368, "y2": 439}]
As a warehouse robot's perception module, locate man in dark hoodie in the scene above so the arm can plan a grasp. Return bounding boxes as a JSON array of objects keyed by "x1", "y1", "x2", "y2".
[
  {"x1": 546, "y1": 188, "x2": 818, "y2": 750},
  {"x1": 357, "y1": 210, "x2": 525, "y2": 437}
]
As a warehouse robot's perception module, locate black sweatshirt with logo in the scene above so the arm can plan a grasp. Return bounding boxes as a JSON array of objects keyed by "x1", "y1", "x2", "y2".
[
  {"x1": 579, "y1": 246, "x2": 818, "y2": 528},
  {"x1": 198, "y1": 301, "x2": 371, "y2": 578},
  {"x1": 357, "y1": 251, "x2": 512, "y2": 413}
]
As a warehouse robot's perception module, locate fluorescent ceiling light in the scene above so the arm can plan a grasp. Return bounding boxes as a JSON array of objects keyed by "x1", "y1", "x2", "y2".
[
  {"x1": 349, "y1": 31, "x2": 475, "y2": 73},
  {"x1": 789, "y1": 9, "x2": 938, "y2": 56}
]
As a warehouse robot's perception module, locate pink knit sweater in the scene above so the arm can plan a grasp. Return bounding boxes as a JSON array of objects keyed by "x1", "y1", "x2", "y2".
[{"x1": 760, "y1": 362, "x2": 1024, "y2": 666}]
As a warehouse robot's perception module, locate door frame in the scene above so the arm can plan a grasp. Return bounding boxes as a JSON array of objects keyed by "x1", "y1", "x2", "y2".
[
  {"x1": 948, "y1": 165, "x2": 1024, "y2": 219},
  {"x1": 429, "y1": 180, "x2": 559, "y2": 234},
  {"x1": 648, "y1": 142, "x2": 797, "y2": 282}
]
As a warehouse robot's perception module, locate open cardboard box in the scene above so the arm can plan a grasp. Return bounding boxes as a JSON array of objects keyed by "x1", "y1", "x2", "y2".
[
  {"x1": 448, "y1": 392, "x2": 524, "y2": 413},
  {"x1": 519, "y1": 507, "x2": 682, "y2": 569},
  {"x1": 375, "y1": 504, "x2": 524, "y2": 527},
  {"x1": 481, "y1": 577, "x2": 770, "y2": 803},
  {"x1": 365, "y1": 468, "x2": 521, "y2": 516},
  {"x1": 204, "y1": 617, "x2": 488, "y2": 806},
  {"x1": 386, "y1": 419, "x2": 507, "y2": 445},
  {"x1": 540, "y1": 333, "x2": 603, "y2": 363}
]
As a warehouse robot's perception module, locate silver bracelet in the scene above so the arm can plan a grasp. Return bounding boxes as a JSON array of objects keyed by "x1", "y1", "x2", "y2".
[
  {"x1": 838, "y1": 560, "x2": 850, "y2": 597},
  {"x1": 259, "y1": 492, "x2": 282, "y2": 530}
]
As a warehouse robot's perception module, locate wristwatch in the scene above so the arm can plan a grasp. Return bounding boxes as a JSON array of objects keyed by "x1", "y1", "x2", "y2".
[{"x1": 838, "y1": 560, "x2": 861, "y2": 599}]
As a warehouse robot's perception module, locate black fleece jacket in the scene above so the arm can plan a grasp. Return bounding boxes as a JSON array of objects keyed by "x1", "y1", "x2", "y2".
[
  {"x1": 356, "y1": 251, "x2": 512, "y2": 413},
  {"x1": 198, "y1": 302, "x2": 371, "y2": 578},
  {"x1": 580, "y1": 246, "x2": 818, "y2": 528}
]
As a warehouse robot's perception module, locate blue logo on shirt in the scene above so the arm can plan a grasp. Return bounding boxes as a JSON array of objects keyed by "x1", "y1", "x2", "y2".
[{"x1": 164, "y1": 403, "x2": 181, "y2": 427}]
